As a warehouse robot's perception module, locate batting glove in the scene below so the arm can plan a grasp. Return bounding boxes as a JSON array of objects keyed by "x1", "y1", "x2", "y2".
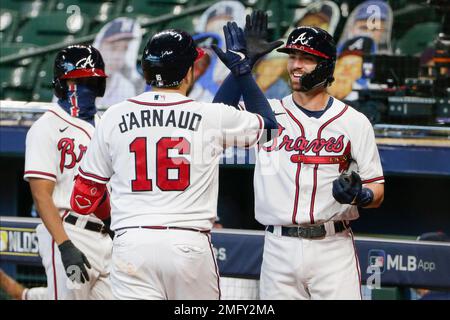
[
  {"x1": 58, "y1": 240, "x2": 91, "y2": 284},
  {"x1": 212, "y1": 22, "x2": 252, "y2": 77},
  {"x1": 332, "y1": 171, "x2": 374, "y2": 207},
  {"x1": 244, "y1": 10, "x2": 283, "y2": 67}
]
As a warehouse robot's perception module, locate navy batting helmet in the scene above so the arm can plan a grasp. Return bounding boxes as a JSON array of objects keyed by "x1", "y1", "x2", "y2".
[
  {"x1": 278, "y1": 26, "x2": 336, "y2": 91},
  {"x1": 53, "y1": 45, "x2": 107, "y2": 98},
  {"x1": 141, "y1": 29, "x2": 204, "y2": 87}
]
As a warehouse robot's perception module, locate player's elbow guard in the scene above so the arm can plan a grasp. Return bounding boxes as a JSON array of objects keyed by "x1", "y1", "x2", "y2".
[{"x1": 71, "y1": 175, "x2": 107, "y2": 216}]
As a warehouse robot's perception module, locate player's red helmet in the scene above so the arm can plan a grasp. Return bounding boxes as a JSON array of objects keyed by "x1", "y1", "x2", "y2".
[
  {"x1": 278, "y1": 26, "x2": 336, "y2": 91},
  {"x1": 53, "y1": 45, "x2": 108, "y2": 99}
]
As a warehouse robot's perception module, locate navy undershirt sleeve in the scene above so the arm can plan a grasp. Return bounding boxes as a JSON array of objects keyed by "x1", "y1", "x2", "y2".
[
  {"x1": 214, "y1": 73, "x2": 277, "y2": 130},
  {"x1": 212, "y1": 73, "x2": 241, "y2": 107}
]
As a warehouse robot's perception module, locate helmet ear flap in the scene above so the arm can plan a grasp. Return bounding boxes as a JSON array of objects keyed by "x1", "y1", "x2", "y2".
[
  {"x1": 53, "y1": 78, "x2": 67, "y2": 99},
  {"x1": 97, "y1": 77, "x2": 106, "y2": 97}
]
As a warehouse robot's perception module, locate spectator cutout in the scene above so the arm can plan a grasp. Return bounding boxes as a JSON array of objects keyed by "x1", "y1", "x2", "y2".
[
  {"x1": 338, "y1": 0, "x2": 393, "y2": 54},
  {"x1": 93, "y1": 17, "x2": 143, "y2": 108},
  {"x1": 328, "y1": 36, "x2": 376, "y2": 101}
]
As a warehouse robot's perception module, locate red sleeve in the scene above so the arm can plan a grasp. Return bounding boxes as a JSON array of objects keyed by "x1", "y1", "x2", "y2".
[{"x1": 71, "y1": 175, "x2": 107, "y2": 215}]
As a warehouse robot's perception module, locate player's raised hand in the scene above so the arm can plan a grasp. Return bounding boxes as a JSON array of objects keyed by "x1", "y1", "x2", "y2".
[
  {"x1": 211, "y1": 22, "x2": 252, "y2": 77},
  {"x1": 58, "y1": 240, "x2": 91, "y2": 284},
  {"x1": 245, "y1": 10, "x2": 283, "y2": 66}
]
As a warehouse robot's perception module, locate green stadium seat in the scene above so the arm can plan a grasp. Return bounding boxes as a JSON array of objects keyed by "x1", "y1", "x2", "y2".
[
  {"x1": 0, "y1": 44, "x2": 41, "y2": 98},
  {"x1": 0, "y1": 9, "x2": 20, "y2": 43},
  {"x1": 52, "y1": 0, "x2": 124, "y2": 24},
  {"x1": 124, "y1": 0, "x2": 188, "y2": 18},
  {"x1": 14, "y1": 12, "x2": 90, "y2": 46},
  {"x1": 166, "y1": 14, "x2": 200, "y2": 34},
  {"x1": 394, "y1": 22, "x2": 441, "y2": 56},
  {"x1": 0, "y1": 88, "x2": 33, "y2": 101},
  {"x1": 0, "y1": 0, "x2": 51, "y2": 19},
  {"x1": 31, "y1": 54, "x2": 56, "y2": 102}
]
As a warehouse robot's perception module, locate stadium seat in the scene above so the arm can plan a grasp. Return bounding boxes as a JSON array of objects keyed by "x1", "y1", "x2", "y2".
[
  {"x1": 14, "y1": 11, "x2": 90, "y2": 46},
  {"x1": 165, "y1": 14, "x2": 200, "y2": 34},
  {"x1": 52, "y1": 0, "x2": 124, "y2": 24},
  {"x1": 0, "y1": 0, "x2": 51, "y2": 19},
  {"x1": 0, "y1": 44, "x2": 41, "y2": 90},
  {"x1": 31, "y1": 54, "x2": 56, "y2": 102},
  {"x1": 0, "y1": 44, "x2": 42, "y2": 101},
  {"x1": 0, "y1": 88, "x2": 33, "y2": 101},
  {"x1": 394, "y1": 22, "x2": 441, "y2": 56},
  {"x1": 124, "y1": 0, "x2": 188, "y2": 18},
  {"x1": 0, "y1": 9, "x2": 20, "y2": 43},
  {"x1": 260, "y1": 0, "x2": 293, "y2": 38}
]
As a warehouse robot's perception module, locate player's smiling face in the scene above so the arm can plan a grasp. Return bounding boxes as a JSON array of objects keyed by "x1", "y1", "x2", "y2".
[{"x1": 287, "y1": 51, "x2": 318, "y2": 91}]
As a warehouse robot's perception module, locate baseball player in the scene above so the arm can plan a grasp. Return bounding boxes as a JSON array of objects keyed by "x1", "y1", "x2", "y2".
[
  {"x1": 24, "y1": 45, "x2": 114, "y2": 300},
  {"x1": 0, "y1": 269, "x2": 48, "y2": 300},
  {"x1": 215, "y1": 13, "x2": 385, "y2": 300},
  {"x1": 70, "y1": 25, "x2": 277, "y2": 300}
]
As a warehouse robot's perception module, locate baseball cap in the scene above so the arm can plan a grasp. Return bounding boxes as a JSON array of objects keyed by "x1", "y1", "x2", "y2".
[{"x1": 355, "y1": 0, "x2": 389, "y2": 21}]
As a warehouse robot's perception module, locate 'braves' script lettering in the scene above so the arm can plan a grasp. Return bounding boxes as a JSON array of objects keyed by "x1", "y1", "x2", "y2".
[{"x1": 58, "y1": 138, "x2": 88, "y2": 173}]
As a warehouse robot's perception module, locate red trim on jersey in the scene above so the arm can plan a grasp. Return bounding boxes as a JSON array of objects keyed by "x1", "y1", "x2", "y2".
[
  {"x1": 362, "y1": 176, "x2": 384, "y2": 184},
  {"x1": 78, "y1": 167, "x2": 110, "y2": 182},
  {"x1": 308, "y1": 105, "x2": 349, "y2": 224},
  {"x1": 282, "y1": 105, "x2": 305, "y2": 136},
  {"x1": 205, "y1": 233, "x2": 221, "y2": 300},
  {"x1": 292, "y1": 163, "x2": 302, "y2": 225},
  {"x1": 47, "y1": 110, "x2": 92, "y2": 139},
  {"x1": 51, "y1": 239, "x2": 58, "y2": 300},
  {"x1": 24, "y1": 170, "x2": 57, "y2": 179},
  {"x1": 127, "y1": 98, "x2": 194, "y2": 107},
  {"x1": 309, "y1": 165, "x2": 319, "y2": 224},
  {"x1": 349, "y1": 229, "x2": 363, "y2": 300},
  {"x1": 282, "y1": 100, "x2": 305, "y2": 224},
  {"x1": 246, "y1": 114, "x2": 264, "y2": 148}
]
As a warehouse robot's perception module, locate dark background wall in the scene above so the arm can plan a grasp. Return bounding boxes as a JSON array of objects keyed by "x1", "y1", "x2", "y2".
[
  {"x1": 218, "y1": 167, "x2": 450, "y2": 237},
  {"x1": 1, "y1": 156, "x2": 449, "y2": 238}
]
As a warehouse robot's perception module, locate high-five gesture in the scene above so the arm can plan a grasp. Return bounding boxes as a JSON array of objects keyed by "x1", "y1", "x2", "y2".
[
  {"x1": 245, "y1": 10, "x2": 283, "y2": 66},
  {"x1": 212, "y1": 22, "x2": 252, "y2": 77}
]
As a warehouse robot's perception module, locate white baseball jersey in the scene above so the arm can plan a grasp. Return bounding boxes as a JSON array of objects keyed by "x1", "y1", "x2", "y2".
[
  {"x1": 24, "y1": 104, "x2": 101, "y2": 224},
  {"x1": 24, "y1": 104, "x2": 113, "y2": 300},
  {"x1": 78, "y1": 91, "x2": 264, "y2": 231},
  {"x1": 253, "y1": 95, "x2": 384, "y2": 226}
]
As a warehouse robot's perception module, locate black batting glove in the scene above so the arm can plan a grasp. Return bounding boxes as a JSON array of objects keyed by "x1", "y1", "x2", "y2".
[
  {"x1": 212, "y1": 22, "x2": 252, "y2": 77},
  {"x1": 244, "y1": 10, "x2": 283, "y2": 67},
  {"x1": 332, "y1": 171, "x2": 374, "y2": 207},
  {"x1": 332, "y1": 171, "x2": 362, "y2": 205},
  {"x1": 58, "y1": 240, "x2": 91, "y2": 284}
]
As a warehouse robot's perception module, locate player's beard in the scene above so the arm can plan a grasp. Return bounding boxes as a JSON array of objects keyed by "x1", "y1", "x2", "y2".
[{"x1": 288, "y1": 75, "x2": 303, "y2": 92}]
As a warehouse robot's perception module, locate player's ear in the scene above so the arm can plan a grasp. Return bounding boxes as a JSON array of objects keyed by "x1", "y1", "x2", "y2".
[{"x1": 186, "y1": 66, "x2": 194, "y2": 85}]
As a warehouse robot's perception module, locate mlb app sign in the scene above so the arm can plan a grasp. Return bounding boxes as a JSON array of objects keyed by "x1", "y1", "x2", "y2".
[
  {"x1": 368, "y1": 249, "x2": 386, "y2": 273},
  {"x1": 368, "y1": 249, "x2": 436, "y2": 273}
]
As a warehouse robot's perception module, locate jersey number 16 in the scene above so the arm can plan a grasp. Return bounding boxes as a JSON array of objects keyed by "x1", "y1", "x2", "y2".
[{"x1": 129, "y1": 137, "x2": 190, "y2": 192}]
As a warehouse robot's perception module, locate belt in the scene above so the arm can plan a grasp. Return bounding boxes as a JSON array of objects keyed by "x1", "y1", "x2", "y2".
[
  {"x1": 115, "y1": 225, "x2": 210, "y2": 233},
  {"x1": 267, "y1": 221, "x2": 348, "y2": 239},
  {"x1": 290, "y1": 154, "x2": 351, "y2": 165},
  {"x1": 64, "y1": 213, "x2": 108, "y2": 235}
]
